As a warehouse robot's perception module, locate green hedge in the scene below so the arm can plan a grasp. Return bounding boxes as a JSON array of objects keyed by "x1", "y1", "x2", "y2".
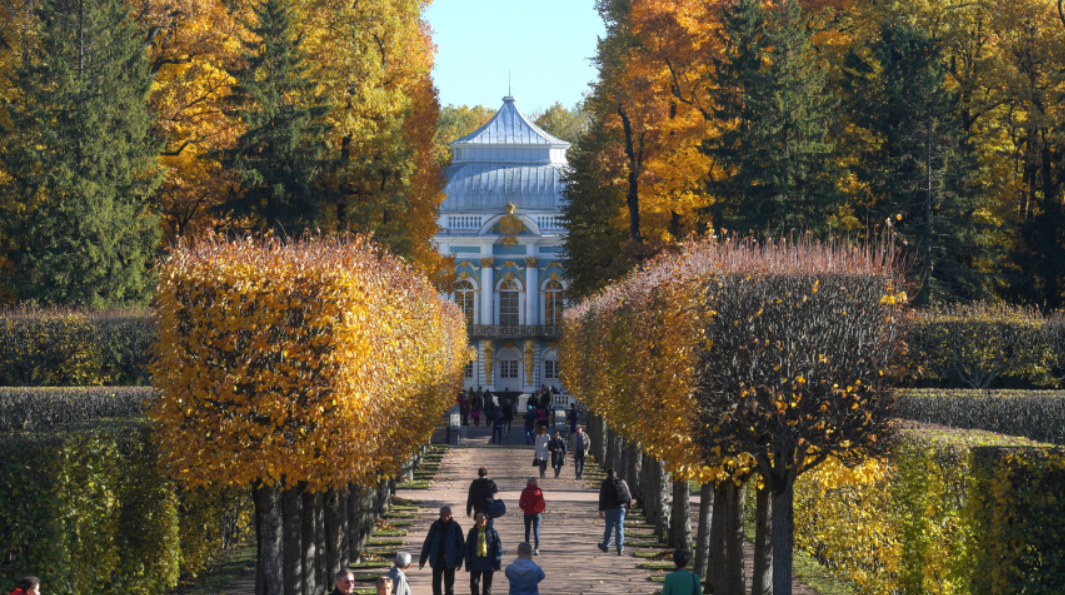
[
  {"x1": 0, "y1": 387, "x2": 153, "y2": 430},
  {"x1": 895, "y1": 389, "x2": 1065, "y2": 445},
  {"x1": 0, "y1": 310, "x2": 155, "y2": 386},
  {"x1": 0, "y1": 421, "x2": 252, "y2": 595},
  {"x1": 794, "y1": 428, "x2": 1065, "y2": 595}
]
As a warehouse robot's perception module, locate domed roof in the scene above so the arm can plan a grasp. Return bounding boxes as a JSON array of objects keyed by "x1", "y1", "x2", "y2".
[{"x1": 451, "y1": 96, "x2": 571, "y2": 147}]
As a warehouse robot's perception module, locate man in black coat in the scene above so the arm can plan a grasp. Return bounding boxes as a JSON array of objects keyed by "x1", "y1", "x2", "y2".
[
  {"x1": 330, "y1": 569, "x2": 356, "y2": 595},
  {"x1": 466, "y1": 467, "x2": 499, "y2": 527},
  {"x1": 419, "y1": 506, "x2": 465, "y2": 595}
]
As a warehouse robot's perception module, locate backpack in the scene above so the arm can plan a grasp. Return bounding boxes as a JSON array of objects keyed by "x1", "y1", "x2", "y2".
[{"x1": 611, "y1": 478, "x2": 630, "y2": 507}]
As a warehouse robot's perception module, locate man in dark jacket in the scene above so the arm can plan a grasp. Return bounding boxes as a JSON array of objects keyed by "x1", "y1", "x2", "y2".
[
  {"x1": 547, "y1": 430, "x2": 567, "y2": 478},
  {"x1": 331, "y1": 569, "x2": 355, "y2": 595},
  {"x1": 597, "y1": 467, "x2": 631, "y2": 555},
  {"x1": 420, "y1": 506, "x2": 466, "y2": 595},
  {"x1": 464, "y1": 511, "x2": 503, "y2": 595},
  {"x1": 466, "y1": 467, "x2": 499, "y2": 527}
]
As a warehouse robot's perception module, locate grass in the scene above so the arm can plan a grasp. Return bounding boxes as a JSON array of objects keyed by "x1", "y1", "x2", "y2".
[
  {"x1": 350, "y1": 561, "x2": 392, "y2": 569},
  {"x1": 367, "y1": 538, "x2": 405, "y2": 546},
  {"x1": 388, "y1": 505, "x2": 419, "y2": 512},
  {"x1": 626, "y1": 541, "x2": 669, "y2": 548},
  {"x1": 637, "y1": 562, "x2": 677, "y2": 570},
  {"x1": 391, "y1": 496, "x2": 422, "y2": 506},
  {"x1": 742, "y1": 511, "x2": 856, "y2": 595},
  {"x1": 633, "y1": 550, "x2": 674, "y2": 560},
  {"x1": 395, "y1": 481, "x2": 432, "y2": 489},
  {"x1": 387, "y1": 521, "x2": 413, "y2": 528},
  {"x1": 371, "y1": 530, "x2": 408, "y2": 537},
  {"x1": 383, "y1": 512, "x2": 418, "y2": 519},
  {"x1": 168, "y1": 544, "x2": 256, "y2": 595}
]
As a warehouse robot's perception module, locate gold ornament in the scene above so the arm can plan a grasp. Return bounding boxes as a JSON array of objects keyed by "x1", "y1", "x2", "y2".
[
  {"x1": 483, "y1": 343, "x2": 494, "y2": 384},
  {"x1": 498, "y1": 203, "x2": 524, "y2": 247},
  {"x1": 524, "y1": 257, "x2": 539, "y2": 267},
  {"x1": 480, "y1": 257, "x2": 495, "y2": 267},
  {"x1": 524, "y1": 341, "x2": 535, "y2": 384}
]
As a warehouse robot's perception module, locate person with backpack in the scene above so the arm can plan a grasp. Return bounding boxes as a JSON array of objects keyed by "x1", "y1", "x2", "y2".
[
  {"x1": 523, "y1": 405, "x2": 537, "y2": 445},
  {"x1": 661, "y1": 549, "x2": 702, "y2": 595},
  {"x1": 467, "y1": 467, "x2": 500, "y2": 528},
  {"x1": 490, "y1": 407, "x2": 505, "y2": 445},
  {"x1": 597, "y1": 467, "x2": 631, "y2": 555},
  {"x1": 518, "y1": 477, "x2": 546, "y2": 555}
]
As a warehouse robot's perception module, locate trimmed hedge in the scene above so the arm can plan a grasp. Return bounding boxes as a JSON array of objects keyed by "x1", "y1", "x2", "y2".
[
  {"x1": 0, "y1": 387, "x2": 154, "y2": 430},
  {"x1": 896, "y1": 389, "x2": 1065, "y2": 445},
  {"x1": 0, "y1": 408, "x2": 251, "y2": 595},
  {"x1": 794, "y1": 429, "x2": 1065, "y2": 595},
  {"x1": 0, "y1": 310, "x2": 155, "y2": 386}
]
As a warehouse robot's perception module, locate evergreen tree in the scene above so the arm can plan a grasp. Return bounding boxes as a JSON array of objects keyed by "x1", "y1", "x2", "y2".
[
  {"x1": 216, "y1": 0, "x2": 330, "y2": 234},
  {"x1": 704, "y1": 0, "x2": 840, "y2": 235},
  {"x1": 560, "y1": 116, "x2": 632, "y2": 300},
  {"x1": 0, "y1": 0, "x2": 162, "y2": 306},
  {"x1": 843, "y1": 21, "x2": 994, "y2": 304}
]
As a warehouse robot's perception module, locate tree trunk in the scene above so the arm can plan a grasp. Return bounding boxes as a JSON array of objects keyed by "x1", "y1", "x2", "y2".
[
  {"x1": 654, "y1": 461, "x2": 671, "y2": 542},
  {"x1": 643, "y1": 456, "x2": 659, "y2": 525},
  {"x1": 708, "y1": 483, "x2": 727, "y2": 595},
  {"x1": 669, "y1": 478, "x2": 692, "y2": 550},
  {"x1": 591, "y1": 415, "x2": 607, "y2": 463},
  {"x1": 693, "y1": 483, "x2": 714, "y2": 581},
  {"x1": 617, "y1": 103, "x2": 643, "y2": 243},
  {"x1": 324, "y1": 488, "x2": 344, "y2": 582},
  {"x1": 753, "y1": 482, "x2": 773, "y2": 595},
  {"x1": 771, "y1": 482, "x2": 795, "y2": 595},
  {"x1": 254, "y1": 483, "x2": 284, "y2": 595},
  {"x1": 604, "y1": 427, "x2": 617, "y2": 471},
  {"x1": 283, "y1": 488, "x2": 303, "y2": 595},
  {"x1": 624, "y1": 445, "x2": 643, "y2": 509},
  {"x1": 302, "y1": 491, "x2": 322, "y2": 595},
  {"x1": 724, "y1": 481, "x2": 748, "y2": 595},
  {"x1": 347, "y1": 485, "x2": 363, "y2": 563},
  {"x1": 377, "y1": 479, "x2": 391, "y2": 513}
]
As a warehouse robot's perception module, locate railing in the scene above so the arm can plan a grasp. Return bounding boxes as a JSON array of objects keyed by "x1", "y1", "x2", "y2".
[
  {"x1": 535, "y1": 215, "x2": 564, "y2": 231},
  {"x1": 447, "y1": 215, "x2": 482, "y2": 230},
  {"x1": 467, "y1": 324, "x2": 561, "y2": 339}
]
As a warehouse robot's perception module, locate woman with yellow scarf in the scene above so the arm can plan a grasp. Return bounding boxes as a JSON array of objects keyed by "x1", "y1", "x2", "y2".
[{"x1": 464, "y1": 512, "x2": 503, "y2": 595}]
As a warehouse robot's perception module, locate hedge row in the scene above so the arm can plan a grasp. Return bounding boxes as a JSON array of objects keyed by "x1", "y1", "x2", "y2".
[
  {"x1": 0, "y1": 421, "x2": 252, "y2": 595},
  {"x1": 895, "y1": 389, "x2": 1065, "y2": 445},
  {"x1": 794, "y1": 428, "x2": 1065, "y2": 595},
  {"x1": 0, "y1": 387, "x2": 154, "y2": 430},
  {"x1": 0, "y1": 310, "x2": 154, "y2": 386}
]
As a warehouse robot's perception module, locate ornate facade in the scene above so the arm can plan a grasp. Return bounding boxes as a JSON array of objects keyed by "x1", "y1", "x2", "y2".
[{"x1": 435, "y1": 96, "x2": 569, "y2": 392}]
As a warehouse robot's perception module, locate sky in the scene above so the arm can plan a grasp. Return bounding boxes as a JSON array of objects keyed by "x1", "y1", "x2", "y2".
[{"x1": 424, "y1": 0, "x2": 605, "y2": 114}]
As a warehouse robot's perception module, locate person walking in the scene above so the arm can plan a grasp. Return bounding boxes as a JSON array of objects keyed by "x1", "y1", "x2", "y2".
[
  {"x1": 523, "y1": 406, "x2": 537, "y2": 445},
  {"x1": 491, "y1": 407, "x2": 505, "y2": 445},
  {"x1": 331, "y1": 570, "x2": 356, "y2": 595},
  {"x1": 471, "y1": 393, "x2": 483, "y2": 427},
  {"x1": 661, "y1": 550, "x2": 702, "y2": 595},
  {"x1": 419, "y1": 506, "x2": 466, "y2": 595},
  {"x1": 597, "y1": 467, "x2": 631, "y2": 556},
  {"x1": 385, "y1": 552, "x2": 413, "y2": 595},
  {"x1": 464, "y1": 512, "x2": 503, "y2": 595},
  {"x1": 518, "y1": 478, "x2": 545, "y2": 555},
  {"x1": 466, "y1": 467, "x2": 499, "y2": 528},
  {"x1": 458, "y1": 392, "x2": 470, "y2": 426},
  {"x1": 567, "y1": 403, "x2": 579, "y2": 435},
  {"x1": 533, "y1": 425, "x2": 550, "y2": 479},
  {"x1": 376, "y1": 577, "x2": 394, "y2": 595},
  {"x1": 569, "y1": 425, "x2": 591, "y2": 480},
  {"x1": 548, "y1": 430, "x2": 567, "y2": 478},
  {"x1": 535, "y1": 403, "x2": 548, "y2": 431},
  {"x1": 504, "y1": 543, "x2": 545, "y2": 595},
  {"x1": 501, "y1": 395, "x2": 514, "y2": 436}
]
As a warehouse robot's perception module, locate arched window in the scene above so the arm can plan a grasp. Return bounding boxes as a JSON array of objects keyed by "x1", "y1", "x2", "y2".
[
  {"x1": 455, "y1": 280, "x2": 475, "y2": 325},
  {"x1": 499, "y1": 279, "x2": 520, "y2": 326},
  {"x1": 543, "y1": 280, "x2": 564, "y2": 325}
]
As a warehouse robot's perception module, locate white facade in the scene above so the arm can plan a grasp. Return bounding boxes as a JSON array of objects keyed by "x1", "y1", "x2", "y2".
[{"x1": 435, "y1": 96, "x2": 569, "y2": 393}]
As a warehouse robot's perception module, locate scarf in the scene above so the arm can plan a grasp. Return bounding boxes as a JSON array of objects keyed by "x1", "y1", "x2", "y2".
[{"x1": 476, "y1": 526, "x2": 487, "y2": 557}]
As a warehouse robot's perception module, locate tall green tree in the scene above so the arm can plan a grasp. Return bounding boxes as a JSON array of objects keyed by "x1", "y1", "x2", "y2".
[
  {"x1": 704, "y1": 0, "x2": 840, "y2": 235},
  {"x1": 0, "y1": 0, "x2": 161, "y2": 306},
  {"x1": 532, "y1": 99, "x2": 591, "y2": 145},
  {"x1": 843, "y1": 20, "x2": 993, "y2": 304},
  {"x1": 560, "y1": 115, "x2": 632, "y2": 301},
  {"x1": 216, "y1": 0, "x2": 330, "y2": 235}
]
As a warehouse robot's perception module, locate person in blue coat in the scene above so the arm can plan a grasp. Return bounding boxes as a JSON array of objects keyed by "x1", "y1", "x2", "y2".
[
  {"x1": 504, "y1": 543, "x2": 545, "y2": 595},
  {"x1": 464, "y1": 512, "x2": 503, "y2": 595},
  {"x1": 420, "y1": 506, "x2": 466, "y2": 595}
]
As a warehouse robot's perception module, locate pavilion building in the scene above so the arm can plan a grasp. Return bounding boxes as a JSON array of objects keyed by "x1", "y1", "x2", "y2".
[{"x1": 435, "y1": 95, "x2": 570, "y2": 393}]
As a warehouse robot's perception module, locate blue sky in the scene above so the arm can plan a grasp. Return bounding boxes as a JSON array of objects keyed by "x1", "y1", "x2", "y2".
[{"x1": 424, "y1": 0, "x2": 604, "y2": 114}]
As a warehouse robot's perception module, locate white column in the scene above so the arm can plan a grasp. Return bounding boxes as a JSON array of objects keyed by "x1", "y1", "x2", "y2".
[
  {"x1": 525, "y1": 257, "x2": 539, "y2": 327},
  {"x1": 480, "y1": 258, "x2": 494, "y2": 325}
]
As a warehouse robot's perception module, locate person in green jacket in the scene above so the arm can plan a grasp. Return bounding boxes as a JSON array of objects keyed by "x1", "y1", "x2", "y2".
[{"x1": 661, "y1": 550, "x2": 702, "y2": 595}]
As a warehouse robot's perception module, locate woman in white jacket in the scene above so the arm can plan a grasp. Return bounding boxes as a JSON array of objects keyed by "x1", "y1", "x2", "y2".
[{"x1": 533, "y1": 425, "x2": 551, "y2": 478}]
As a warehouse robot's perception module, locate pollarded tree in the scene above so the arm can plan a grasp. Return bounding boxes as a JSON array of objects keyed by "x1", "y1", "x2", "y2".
[{"x1": 694, "y1": 236, "x2": 907, "y2": 595}]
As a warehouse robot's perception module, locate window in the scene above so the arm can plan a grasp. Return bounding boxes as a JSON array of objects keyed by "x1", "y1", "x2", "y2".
[
  {"x1": 465, "y1": 361, "x2": 474, "y2": 378},
  {"x1": 544, "y1": 280, "x2": 564, "y2": 325},
  {"x1": 455, "y1": 280, "x2": 475, "y2": 325},
  {"x1": 500, "y1": 360, "x2": 519, "y2": 379},
  {"x1": 544, "y1": 359, "x2": 558, "y2": 379},
  {"x1": 499, "y1": 279, "x2": 520, "y2": 326}
]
